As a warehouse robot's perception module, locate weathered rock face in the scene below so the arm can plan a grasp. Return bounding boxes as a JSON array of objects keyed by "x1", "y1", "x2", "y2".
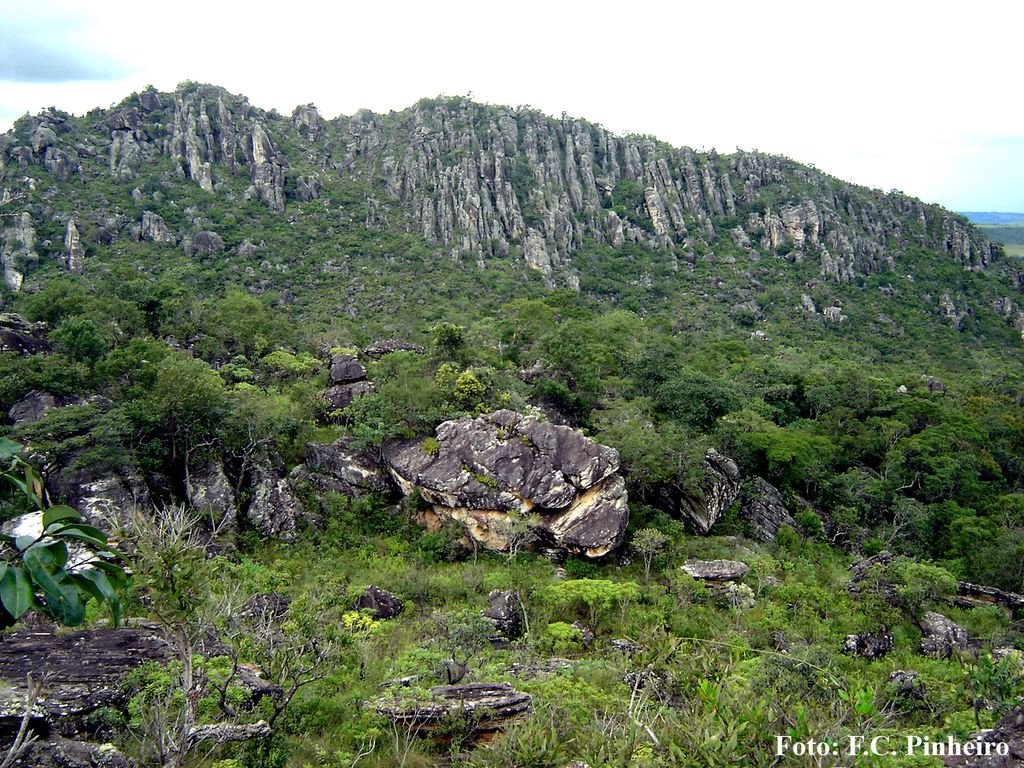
[
  {"x1": 0, "y1": 626, "x2": 170, "y2": 741},
  {"x1": 8, "y1": 389, "x2": 57, "y2": 426},
  {"x1": 186, "y1": 457, "x2": 237, "y2": 526},
  {"x1": 1, "y1": 211, "x2": 38, "y2": 290},
  {"x1": 246, "y1": 447, "x2": 306, "y2": 541},
  {"x1": 328, "y1": 354, "x2": 367, "y2": 385},
  {"x1": 482, "y1": 590, "x2": 523, "y2": 640},
  {"x1": 48, "y1": 467, "x2": 152, "y2": 531},
  {"x1": 353, "y1": 585, "x2": 404, "y2": 620},
  {"x1": 63, "y1": 218, "x2": 85, "y2": 273},
  {"x1": 139, "y1": 211, "x2": 174, "y2": 243},
  {"x1": 322, "y1": 381, "x2": 375, "y2": 412},
  {"x1": 0, "y1": 313, "x2": 48, "y2": 355},
  {"x1": 682, "y1": 559, "x2": 750, "y2": 581},
  {"x1": 188, "y1": 230, "x2": 224, "y2": 256},
  {"x1": 375, "y1": 682, "x2": 530, "y2": 736},
  {"x1": 919, "y1": 612, "x2": 970, "y2": 658},
  {"x1": 299, "y1": 439, "x2": 391, "y2": 496},
  {"x1": 739, "y1": 477, "x2": 795, "y2": 541},
  {"x1": 21, "y1": 739, "x2": 136, "y2": 768},
  {"x1": 383, "y1": 410, "x2": 628, "y2": 558},
  {"x1": 658, "y1": 450, "x2": 741, "y2": 535},
  {"x1": 842, "y1": 628, "x2": 894, "y2": 659}
]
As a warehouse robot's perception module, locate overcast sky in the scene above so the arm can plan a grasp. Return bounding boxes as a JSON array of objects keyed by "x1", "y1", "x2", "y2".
[{"x1": 2, "y1": 0, "x2": 1021, "y2": 212}]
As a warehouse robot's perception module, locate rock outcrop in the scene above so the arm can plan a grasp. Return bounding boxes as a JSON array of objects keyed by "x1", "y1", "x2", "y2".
[
  {"x1": 841, "y1": 628, "x2": 894, "y2": 659},
  {"x1": 374, "y1": 682, "x2": 530, "y2": 736},
  {"x1": 352, "y1": 586, "x2": 404, "y2": 620},
  {"x1": 0, "y1": 313, "x2": 48, "y2": 355},
  {"x1": 658, "y1": 450, "x2": 741, "y2": 534},
  {"x1": 63, "y1": 218, "x2": 85, "y2": 274},
  {"x1": 1, "y1": 211, "x2": 38, "y2": 290},
  {"x1": 0, "y1": 626, "x2": 170, "y2": 740},
  {"x1": 739, "y1": 477, "x2": 794, "y2": 541},
  {"x1": 186, "y1": 457, "x2": 237, "y2": 526},
  {"x1": 8, "y1": 389, "x2": 57, "y2": 425},
  {"x1": 681, "y1": 559, "x2": 750, "y2": 581},
  {"x1": 383, "y1": 410, "x2": 628, "y2": 558},
  {"x1": 321, "y1": 353, "x2": 375, "y2": 414},
  {"x1": 246, "y1": 448, "x2": 306, "y2": 541},
  {"x1": 919, "y1": 611, "x2": 969, "y2": 658},
  {"x1": 296, "y1": 438, "x2": 391, "y2": 496},
  {"x1": 943, "y1": 705, "x2": 1024, "y2": 767},
  {"x1": 482, "y1": 590, "x2": 523, "y2": 640}
]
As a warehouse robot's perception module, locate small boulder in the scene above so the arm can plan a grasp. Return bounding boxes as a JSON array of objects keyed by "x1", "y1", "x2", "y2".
[
  {"x1": 841, "y1": 628, "x2": 894, "y2": 659},
  {"x1": 919, "y1": 611, "x2": 969, "y2": 659},
  {"x1": 353, "y1": 585, "x2": 404, "y2": 620},
  {"x1": 322, "y1": 381, "x2": 375, "y2": 411},
  {"x1": 374, "y1": 682, "x2": 530, "y2": 737},
  {"x1": 190, "y1": 230, "x2": 224, "y2": 256},
  {"x1": 482, "y1": 590, "x2": 523, "y2": 640},
  {"x1": 362, "y1": 340, "x2": 425, "y2": 358},
  {"x1": 328, "y1": 354, "x2": 367, "y2": 385}
]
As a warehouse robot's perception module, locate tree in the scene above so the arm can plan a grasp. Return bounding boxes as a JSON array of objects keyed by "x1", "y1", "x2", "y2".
[
  {"x1": 632, "y1": 528, "x2": 669, "y2": 582},
  {"x1": 0, "y1": 439, "x2": 125, "y2": 628}
]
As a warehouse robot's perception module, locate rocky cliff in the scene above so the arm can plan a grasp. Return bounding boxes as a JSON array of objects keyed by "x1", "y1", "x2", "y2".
[{"x1": 0, "y1": 83, "x2": 1000, "y2": 295}]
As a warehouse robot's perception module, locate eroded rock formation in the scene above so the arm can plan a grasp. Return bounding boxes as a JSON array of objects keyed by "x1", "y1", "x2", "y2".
[{"x1": 383, "y1": 410, "x2": 628, "y2": 558}]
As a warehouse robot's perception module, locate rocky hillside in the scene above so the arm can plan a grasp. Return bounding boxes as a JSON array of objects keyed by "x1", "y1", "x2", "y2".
[{"x1": 0, "y1": 83, "x2": 1006, "y2": 300}]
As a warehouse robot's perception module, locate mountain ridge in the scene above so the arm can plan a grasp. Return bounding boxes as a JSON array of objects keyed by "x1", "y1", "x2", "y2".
[{"x1": 0, "y1": 82, "x2": 1000, "y2": 291}]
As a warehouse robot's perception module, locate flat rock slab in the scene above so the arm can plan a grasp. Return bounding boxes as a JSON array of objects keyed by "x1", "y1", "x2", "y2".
[
  {"x1": 681, "y1": 559, "x2": 750, "y2": 581},
  {"x1": 375, "y1": 682, "x2": 531, "y2": 731},
  {"x1": 0, "y1": 626, "x2": 170, "y2": 739}
]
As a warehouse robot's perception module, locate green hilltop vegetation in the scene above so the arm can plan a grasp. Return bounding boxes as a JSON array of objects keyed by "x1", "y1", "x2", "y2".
[{"x1": 1, "y1": 82, "x2": 1024, "y2": 767}]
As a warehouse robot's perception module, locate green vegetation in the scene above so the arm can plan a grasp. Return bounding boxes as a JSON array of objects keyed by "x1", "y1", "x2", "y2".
[{"x1": 2, "y1": 85, "x2": 1024, "y2": 766}]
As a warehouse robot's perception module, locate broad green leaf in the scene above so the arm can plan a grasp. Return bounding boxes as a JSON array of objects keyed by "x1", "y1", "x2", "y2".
[
  {"x1": 0, "y1": 566, "x2": 34, "y2": 619},
  {"x1": 42, "y1": 505, "x2": 82, "y2": 529},
  {"x1": 14, "y1": 535, "x2": 35, "y2": 552},
  {"x1": 47, "y1": 525, "x2": 110, "y2": 549},
  {"x1": 75, "y1": 569, "x2": 121, "y2": 626},
  {"x1": 50, "y1": 522, "x2": 109, "y2": 543},
  {"x1": 38, "y1": 540, "x2": 69, "y2": 569},
  {"x1": 85, "y1": 560, "x2": 128, "y2": 586},
  {"x1": 23, "y1": 548, "x2": 85, "y2": 626},
  {"x1": 41, "y1": 581, "x2": 86, "y2": 626},
  {"x1": 0, "y1": 438, "x2": 21, "y2": 460}
]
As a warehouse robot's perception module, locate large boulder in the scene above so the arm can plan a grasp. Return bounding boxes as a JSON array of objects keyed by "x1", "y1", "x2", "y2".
[
  {"x1": 657, "y1": 450, "x2": 741, "y2": 534},
  {"x1": 296, "y1": 439, "x2": 391, "y2": 496},
  {"x1": 0, "y1": 626, "x2": 170, "y2": 741},
  {"x1": 186, "y1": 458, "x2": 237, "y2": 526},
  {"x1": 739, "y1": 477, "x2": 795, "y2": 541},
  {"x1": 681, "y1": 559, "x2": 749, "y2": 581},
  {"x1": 482, "y1": 590, "x2": 523, "y2": 640},
  {"x1": 383, "y1": 410, "x2": 628, "y2": 558}
]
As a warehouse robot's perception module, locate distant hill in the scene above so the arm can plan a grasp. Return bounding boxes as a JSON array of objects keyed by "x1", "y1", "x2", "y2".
[{"x1": 960, "y1": 211, "x2": 1024, "y2": 225}]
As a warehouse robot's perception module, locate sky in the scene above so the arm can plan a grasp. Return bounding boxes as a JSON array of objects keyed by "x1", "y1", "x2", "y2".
[{"x1": 2, "y1": 0, "x2": 1022, "y2": 212}]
